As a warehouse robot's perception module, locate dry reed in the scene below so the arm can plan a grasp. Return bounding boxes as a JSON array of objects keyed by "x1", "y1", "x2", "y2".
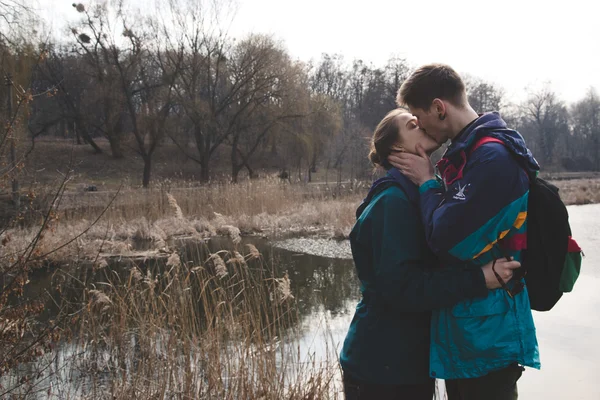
[
  {"x1": 552, "y1": 178, "x2": 600, "y2": 205},
  {"x1": 1, "y1": 179, "x2": 362, "y2": 270},
  {"x1": 2, "y1": 244, "x2": 342, "y2": 399}
]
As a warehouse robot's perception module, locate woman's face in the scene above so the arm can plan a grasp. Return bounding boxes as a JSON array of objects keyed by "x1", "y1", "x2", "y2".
[{"x1": 394, "y1": 113, "x2": 440, "y2": 155}]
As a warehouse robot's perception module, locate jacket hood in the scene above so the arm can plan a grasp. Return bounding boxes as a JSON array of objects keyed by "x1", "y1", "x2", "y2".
[{"x1": 446, "y1": 112, "x2": 540, "y2": 175}]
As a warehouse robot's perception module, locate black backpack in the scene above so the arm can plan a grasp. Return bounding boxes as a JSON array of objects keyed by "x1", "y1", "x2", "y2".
[
  {"x1": 521, "y1": 177, "x2": 582, "y2": 311},
  {"x1": 472, "y1": 137, "x2": 583, "y2": 312}
]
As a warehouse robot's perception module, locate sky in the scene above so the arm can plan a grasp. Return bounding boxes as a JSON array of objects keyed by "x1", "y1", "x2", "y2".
[{"x1": 37, "y1": 0, "x2": 600, "y2": 104}]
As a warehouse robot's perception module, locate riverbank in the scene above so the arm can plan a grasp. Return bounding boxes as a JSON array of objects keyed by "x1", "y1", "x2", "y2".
[
  {"x1": 551, "y1": 177, "x2": 600, "y2": 205},
  {"x1": 1, "y1": 180, "x2": 362, "y2": 270},
  {"x1": 2, "y1": 176, "x2": 597, "y2": 270}
]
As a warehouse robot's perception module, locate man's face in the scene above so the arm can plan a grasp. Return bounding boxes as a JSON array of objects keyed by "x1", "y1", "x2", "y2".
[{"x1": 409, "y1": 105, "x2": 446, "y2": 144}]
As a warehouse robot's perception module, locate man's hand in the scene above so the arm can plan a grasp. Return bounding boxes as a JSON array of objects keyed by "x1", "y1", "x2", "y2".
[
  {"x1": 481, "y1": 258, "x2": 521, "y2": 290},
  {"x1": 388, "y1": 143, "x2": 435, "y2": 186}
]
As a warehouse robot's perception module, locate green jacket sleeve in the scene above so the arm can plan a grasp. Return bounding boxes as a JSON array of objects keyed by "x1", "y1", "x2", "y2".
[{"x1": 355, "y1": 187, "x2": 487, "y2": 312}]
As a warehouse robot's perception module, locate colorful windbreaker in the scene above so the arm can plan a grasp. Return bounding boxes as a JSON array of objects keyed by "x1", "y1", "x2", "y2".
[{"x1": 419, "y1": 112, "x2": 542, "y2": 379}]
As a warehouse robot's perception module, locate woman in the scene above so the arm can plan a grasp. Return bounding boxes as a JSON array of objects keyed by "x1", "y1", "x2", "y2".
[{"x1": 339, "y1": 109, "x2": 520, "y2": 400}]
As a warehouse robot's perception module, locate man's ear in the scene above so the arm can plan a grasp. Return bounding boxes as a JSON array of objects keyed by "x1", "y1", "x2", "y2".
[{"x1": 432, "y1": 98, "x2": 446, "y2": 116}]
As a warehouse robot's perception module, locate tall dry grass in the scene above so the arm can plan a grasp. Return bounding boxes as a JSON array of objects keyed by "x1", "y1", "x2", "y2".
[
  {"x1": 2, "y1": 242, "x2": 342, "y2": 399},
  {"x1": 5, "y1": 175, "x2": 599, "y2": 271},
  {"x1": 552, "y1": 178, "x2": 600, "y2": 205},
  {"x1": 1, "y1": 179, "x2": 363, "y2": 269},
  {"x1": 57, "y1": 177, "x2": 364, "y2": 223}
]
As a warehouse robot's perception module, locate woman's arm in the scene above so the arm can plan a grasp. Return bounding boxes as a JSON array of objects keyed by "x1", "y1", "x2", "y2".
[{"x1": 359, "y1": 187, "x2": 517, "y2": 312}]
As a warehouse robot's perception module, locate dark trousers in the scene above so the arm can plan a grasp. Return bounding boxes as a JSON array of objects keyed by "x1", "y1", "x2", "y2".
[
  {"x1": 445, "y1": 363, "x2": 524, "y2": 400},
  {"x1": 343, "y1": 373, "x2": 434, "y2": 400}
]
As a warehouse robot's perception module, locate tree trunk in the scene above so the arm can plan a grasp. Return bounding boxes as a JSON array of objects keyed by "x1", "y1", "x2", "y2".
[
  {"x1": 142, "y1": 156, "x2": 152, "y2": 188},
  {"x1": 595, "y1": 116, "x2": 600, "y2": 171},
  {"x1": 245, "y1": 162, "x2": 256, "y2": 179},
  {"x1": 538, "y1": 127, "x2": 548, "y2": 166},
  {"x1": 270, "y1": 139, "x2": 277, "y2": 155},
  {"x1": 310, "y1": 146, "x2": 318, "y2": 173},
  {"x1": 60, "y1": 118, "x2": 66, "y2": 139},
  {"x1": 231, "y1": 135, "x2": 240, "y2": 183},
  {"x1": 73, "y1": 121, "x2": 82, "y2": 145},
  {"x1": 79, "y1": 124, "x2": 102, "y2": 154},
  {"x1": 194, "y1": 126, "x2": 212, "y2": 183},
  {"x1": 108, "y1": 135, "x2": 124, "y2": 159},
  {"x1": 596, "y1": 136, "x2": 600, "y2": 171},
  {"x1": 231, "y1": 165, "x2": 243, "y2": 183},
  {"x1": 200, "y1": 156, "x2": 210, "y2": 183},
  {"x1": 350, "y1": 146, "x2": 355, "y2": 189}
]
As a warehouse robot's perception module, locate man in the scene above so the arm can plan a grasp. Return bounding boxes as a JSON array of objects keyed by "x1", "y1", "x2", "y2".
[
  {"x1": 339, "y1": 110, "x2": 522, "y2": 400},
  {"x1": 389, "y1": 64, "x2": 541, "y2": 400}
]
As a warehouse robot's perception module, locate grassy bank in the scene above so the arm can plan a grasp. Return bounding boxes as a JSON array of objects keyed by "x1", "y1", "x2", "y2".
[
  {"x1": 3, "y1": 174, "x2": 598, "y2": 270},
  {"x1": 552, "y1": 178, "x2": 600, "y2": 205},
  {"x1": 1, "y1": 179, "x2": 362, "y2": 272}
]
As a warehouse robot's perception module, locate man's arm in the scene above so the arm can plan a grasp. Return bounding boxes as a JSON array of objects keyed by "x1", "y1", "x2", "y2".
[
  {"x1": 359, "y1": 187, "x2": 518, "y2": 313},
  {"x1": 420, "y1": 143, "x2": 529, "y2": 261}
]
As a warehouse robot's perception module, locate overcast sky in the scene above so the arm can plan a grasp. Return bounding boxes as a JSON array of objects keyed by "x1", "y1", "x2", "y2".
[{"x1": 39, "y1": 0, "x2": 600, "y2": 104}]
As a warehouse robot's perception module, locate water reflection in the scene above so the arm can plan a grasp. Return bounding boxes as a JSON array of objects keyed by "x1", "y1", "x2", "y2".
[{"x1": 203, "y1": 236, "x2": 359, "y2": 323}]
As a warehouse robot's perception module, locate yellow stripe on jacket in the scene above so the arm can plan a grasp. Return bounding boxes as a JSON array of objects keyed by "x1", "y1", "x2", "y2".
[{"x1": 473, "y1": 211, "x2": 527, "y2": 259}]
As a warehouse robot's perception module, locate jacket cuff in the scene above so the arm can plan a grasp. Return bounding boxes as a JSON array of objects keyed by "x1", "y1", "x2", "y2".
[
  {"x1": 419, "y1": 179, "x2": 442, "y2": 194},
  {"x1": 468, "y1": 268, "x2": 488, "y2": 298}
]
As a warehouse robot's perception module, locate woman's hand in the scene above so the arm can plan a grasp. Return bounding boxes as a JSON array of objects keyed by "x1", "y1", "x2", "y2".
[
  {"x1": 388, "y1": 143, "x2": 435, "y2": 186},
  {"x1": 481, "y1": 258, "x2": 521, "y2": 289}
]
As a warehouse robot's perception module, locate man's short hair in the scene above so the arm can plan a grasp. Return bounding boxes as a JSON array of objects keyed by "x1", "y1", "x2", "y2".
[{"x1": 397, "y1": 63, "x2": 466, "y2": 110}]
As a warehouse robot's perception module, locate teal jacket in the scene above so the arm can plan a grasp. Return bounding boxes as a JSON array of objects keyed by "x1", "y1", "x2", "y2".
[
  {"x1": 422, "y1": 113, "x2": 541, "y2": 379},
  {"x1": 340, "y1": 181, "x2": 488, "y2": 385}
]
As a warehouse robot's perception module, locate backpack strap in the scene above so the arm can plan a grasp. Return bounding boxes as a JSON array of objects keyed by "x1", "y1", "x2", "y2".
[
  {"x1": 468, "y1": 135, "x2": 530, "y2": 258},
  {"x1": 356, "y1": 168, "x2": 419, "y2": 219},
  {"x1": 387, "y1": 168, "x2": 420, "y2": 207},
  {"x1": 470, "y1": 136, "x2": 505, "y2": 156}
]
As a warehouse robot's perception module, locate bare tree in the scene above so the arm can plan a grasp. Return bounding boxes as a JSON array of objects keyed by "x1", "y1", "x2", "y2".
[
  {"x1": 0, "y1": 0, "x2": 36, "y2": 45},
  {"x1": 35, "y1": 48, "x2": 104, "y2": 153},
  {"x1": 523, "y1": 85, "x2": 569, "y2": 166},
  {"x1": 571, "y1": 88, "x2": 600, "y2": 170},
  {"x1": 305, "y1": 95, "x2": 342, "y2": 181},
  {"x1": 465, "y1": 76, "x2": 504, "y2": 114},
  {"x1": 226, "y1": 35, "x2": 312, "y2": 182},
  {"x1": 163, "y1": 0, "x2": 241, "y2": 182},
  {"x1": 309, "y1": 53, "x2": 349, "y2": 102},
  {"x1": 69, "y1": 3, "x2": 135, "y2": 158},
  {"x1": 72, "y1": 2, "x2": 183, "y2": 187}
]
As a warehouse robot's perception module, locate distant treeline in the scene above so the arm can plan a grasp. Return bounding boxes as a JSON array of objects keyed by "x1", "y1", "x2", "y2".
[{"x1": 2, "y1": 1, "x2": 599, "y2": 187}]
